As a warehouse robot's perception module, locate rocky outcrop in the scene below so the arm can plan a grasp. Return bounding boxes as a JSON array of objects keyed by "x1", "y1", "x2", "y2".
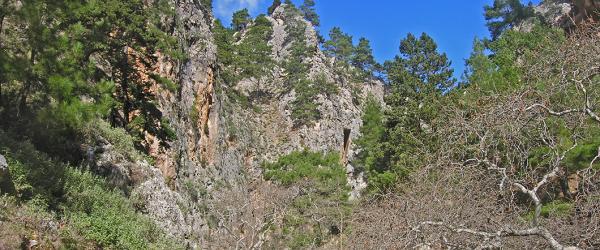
[
  {"x1": 223, "y1": 4, "x2": 385, "y2": 194},
  {"x1": 0, "y1": 154, "x2": 15, "y2": 194},
  {"x1": 537, "y1": 0, "x2": 572, "y2": 27},
  {"x1": 91, "y1": 2, "x2": 384, "y2": 246},
  {"x1": 515, "y1": 0, "x2": 572, "y2": 32},
  {"x1": 518, "y1": 0, "x2": 600, "y2": 31}
]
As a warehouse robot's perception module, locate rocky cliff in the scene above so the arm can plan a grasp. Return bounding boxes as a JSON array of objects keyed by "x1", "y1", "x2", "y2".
[
  {"x1": 518, "y1": 0, "x2": 600, "y2": 31},
  {"x1": 86, "y1": 1, "x2": 383, "y2": 247}
]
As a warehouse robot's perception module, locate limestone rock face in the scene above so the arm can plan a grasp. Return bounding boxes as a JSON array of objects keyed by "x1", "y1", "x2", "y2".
[
  {"x1": 223, "y1": 4, "x2": 385, "y2": 187},
  {"x1": 516, "y1": 0, "x2": 599, "y2": 31},
  {"x1": 84, "y1": 0, "x2": 224, "y2": 245},
  {"x1": 0, "y1": 154, "x2": 15, "y2": 194},
  {"x1": 94, "y1": 2, "x2": 385, "y2": 246},
  {"x1": 0, "y1": 154, "x2": 7, "y2": 169},
  {"x1": 535, "y1": 0, "x2": 573, "y2": 27}
]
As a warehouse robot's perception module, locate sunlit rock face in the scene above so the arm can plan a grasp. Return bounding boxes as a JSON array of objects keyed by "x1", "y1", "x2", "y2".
[{"x1": 98, "y1": 2, "x2": 385, "y2": 246}]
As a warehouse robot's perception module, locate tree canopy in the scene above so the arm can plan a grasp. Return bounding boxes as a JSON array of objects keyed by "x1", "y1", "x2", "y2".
[
  {"x1": 232, "y1": 8, "x2": 251, "y2": 31},
  {"x1": 300, "y1": 0, "x2": 320, "y2": 26},
  {"x1": 484, "y1": 0, "x2": 535, "y2": 39},
  {"x1": 323, "y1": 27, "x2": 354, "y2": 66}
]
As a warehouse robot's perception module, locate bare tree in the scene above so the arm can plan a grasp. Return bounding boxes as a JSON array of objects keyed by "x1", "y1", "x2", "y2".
[
  {"x1": 347, "y1": 24, "x2": 599, "y2": 249},
  {"x1": 204, "y1": 181, "x2": 294, "y2": 249}
]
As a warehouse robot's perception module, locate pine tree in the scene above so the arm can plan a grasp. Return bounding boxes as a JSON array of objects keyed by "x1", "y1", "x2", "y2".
[
  {"x1": 300, "y1": 0, "x2": 320, "y2": 26},
  {"x1": 352, "y1": 37, "x2": 380, "y2": 77},
  {"x1": 213, "y1": 20, "x2": 235, "y2": 66},
  {"x1": 235, "y1": 15, "x2": 274, "y2": 79},
  {"x1": 268, "y1": 0, "x2": 281, "y2": 15},
  {"x1": 232, "y1": 8, "x2": 251, "y2": 31},
  {"x1": 1, "y1": 0, "x2": 178, "y2": 156},
  {"x1": 355, "y1": 94, "x2": 392, "y2": 191},
  {"x1": 484, "y1": 0, "x2": 535, "y2": 39},
  {"x1": 386, "y1": 33, "x2": 455, "y2": 96},
  {"x1": 383, "y1": 32, "x2": 454, "y2": 178},
  {"x1": 323, "y1": 27, "x2": 354, "y2": 66}
]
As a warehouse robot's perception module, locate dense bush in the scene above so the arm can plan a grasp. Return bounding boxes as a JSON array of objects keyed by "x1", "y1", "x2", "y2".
[
  {"x1": 354, "y1": 94, "x2": 392, "y2": 192},
  {"x1": 263, "y1": 150, "x2": 346, "y2": 186},
  {"x1": 0, "y1": 130, "x2": 180, "y2": 249},
  {"x1": 63, "y1": 170, "x2": 179, "y2": 249},
  {"x1": 263, "y1": 150, "x2": 351, "y2": 248}
]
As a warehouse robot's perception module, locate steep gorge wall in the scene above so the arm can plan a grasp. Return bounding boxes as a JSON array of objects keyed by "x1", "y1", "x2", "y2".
[
  {"x1": 220, "y1": 5, "x2": 385, "y2": 197},
  {"x1": 91, "y1": 2, "x2": 384, "y2": 246}
]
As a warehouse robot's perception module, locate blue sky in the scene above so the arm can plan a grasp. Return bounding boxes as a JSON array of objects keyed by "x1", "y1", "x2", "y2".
[{"x1": 214, "y1": 0, "x2": 541, "y2": 79}]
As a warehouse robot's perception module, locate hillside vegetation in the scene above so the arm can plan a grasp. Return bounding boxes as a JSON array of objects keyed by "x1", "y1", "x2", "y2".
[{"x1": 1, "y1": 0, "x2": 598, "y2": 249}]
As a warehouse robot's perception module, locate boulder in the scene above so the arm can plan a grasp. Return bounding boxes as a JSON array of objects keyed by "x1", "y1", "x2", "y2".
[{"x1": 0, "y1": 154, "x2": 15, "y2": 194}]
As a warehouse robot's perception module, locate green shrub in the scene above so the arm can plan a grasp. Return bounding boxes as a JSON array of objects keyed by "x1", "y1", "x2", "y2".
[
  {"x1": 1, "y1": 132, "x2": 66, "y2": 203},
  {"x1": 263, "y1": 150, "x2": 346, "y2": 186},
  {"x1": 263, "y1": 150, "x2": 351, "y2": 248},
  {"x1": 63, "y1": 169, "x2": 180, "y2": 249},
  {"x1": 0, "y1": 130, "x2": 181, "y2": 249},
  {"x1": 160, "y1": 118, "x2": 178, "y2": 141},
  {"x1": 150, "y1": 73, "x2": 179, "y2": 92},
  {"x1": 82, "y1": 120, "x2": 149, "y2": 162},
  {"x1": 524, "y1": 201, "x2": 573, "y2": 222}
]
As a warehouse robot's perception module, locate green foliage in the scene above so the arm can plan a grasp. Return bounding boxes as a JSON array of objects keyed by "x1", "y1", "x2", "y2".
[
  {"x1": 381, "y1": 33, "x2": 454, "y2": 180},
  {"x1": 201, "y1": 0, "x2": 212, "y2": 9},
  {"x1": 82, "y1": 119, "x2": 154, "y2": 164},
  {"x1": 464, "y1": 25, "x2": 564, "y2": 95},
  {"x1": 0, "y1": 0, "x2": 124, "y2": 153},
  {"x1": 323, "y1": 27, "x2": 354, "y2": 67},
  {"x1": 484, "y1": 0, "x2": 535, "y2": 39},
  {"x1": 235, "y1": 15, "x2": 275, "y2": 79},
  {"x1": 290, "y1": 79, "x2": 321, "y2": 126},
  {"x1": 524, "y1": 201, "x2": 573, "y2": 221},
  {"x1": 289, "y1": 73, "x2": 338, "y2": 127},
  {"x1": 0, "y1": 195, "x2": 96, "y2": 249},
  {"x1": 0, "y1": 130, "x2": 180, "y2": 249},
  {"x1": 263, "y1": 150, "x2": 346, "y2": 186},
  {"x1": 300, "y1": 0, "x2": 320, "y2": 26},
  {"x1": 488, "y1": 25, "x2": 563, "y2": 82},
  {"x1": 232, "y1": 8, "x2": 251, "y2": 31},
  {"x1": 63, "y1": 169, "x2": 179, "y2": 249},
  {"x1": 263, "y1": 150, "x2": 350, "y2": 248},
  {"x1": 215, "y1": 14, "x2": 274, "y2": 81},
  {"x1": 463, "y1": 38, "x2": 506, "y2": 93},
  {"x1": 565, "y1": 138, "x2": 600, "y2": 171},
  {"x1": 283, "y1": 19, "x2": 311, "y2": 80},
  {"x1": 268, "y1": 0, "x2": 282, "y2": 15},
  {"x1": 314, "y1": 73, "x2": 339, "y2": 97},
  {"x1": 151, "y1": 73, "x2": 178, "y2": 92},
  {"x1": 386, "y1": 33, "x2": 455, "y2": 95},
  {"x1": 0, "y1": 0, "x2": 179, "y2": 163},
  {"x1": 352, "y1": 37, "x2": 381, "y2": 78},
  {"x1": 528, "y1": 118, "x2": 600, "y2": 172},
  {"x1": 215, "y1": 14, "x2": 274, "y2": 111},
  {"x1": 214, "y1": 20, "x2": 236, "y2": 67},
  {"x1": 2, "y1": 132, "x2": 66, "y2": 202},
  {"x1": 323, "y1": 31, "x2": 379, "y2": 83},
  {"x1": 355, "y1": 94, "x2": 393, "y2": 191},
  {"x1": 279, "y1": 13, "x2": 328, "y2": 127},
  {"x1": 160, "y1": 118, "x2": 178, "y2": 141}
]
